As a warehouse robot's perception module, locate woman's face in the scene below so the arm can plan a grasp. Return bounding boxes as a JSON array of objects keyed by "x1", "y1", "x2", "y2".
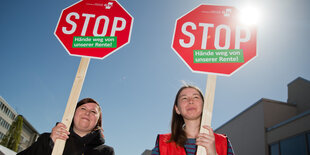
[
  {"x1": 73, "y1": 102, "x2": 100, "y2": 134},
  {"x1": 175, "y1": 88, "x2": 203, "y2": 121}
]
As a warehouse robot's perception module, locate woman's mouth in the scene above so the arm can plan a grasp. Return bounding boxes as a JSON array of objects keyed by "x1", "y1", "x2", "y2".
[
  {"x1": 81, "y1": 117, "x2": 90, "y2": 121},
  {"x1": 187, "y1": 107, "x2": 196, "y2": 111}
]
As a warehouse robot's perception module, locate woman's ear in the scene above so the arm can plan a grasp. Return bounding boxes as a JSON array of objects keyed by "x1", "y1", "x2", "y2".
[{"x1": 175, "y1": 105, "x2": 181, "y2": 115}]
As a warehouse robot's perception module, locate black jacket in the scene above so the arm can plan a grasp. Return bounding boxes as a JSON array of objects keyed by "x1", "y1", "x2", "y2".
[{"x1": 17, "y1": 128, "x2": 114, "y2": 155}]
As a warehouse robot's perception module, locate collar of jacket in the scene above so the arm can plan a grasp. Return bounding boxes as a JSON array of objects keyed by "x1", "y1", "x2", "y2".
[{"x1": 69, "y1": 126, "x2": 105, "y2": 146}]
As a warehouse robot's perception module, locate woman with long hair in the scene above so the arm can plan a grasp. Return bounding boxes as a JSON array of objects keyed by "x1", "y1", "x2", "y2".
[
  {"x1": 151, "y1": 85, "x2": 234, "y2": 155},
  {"x1": 18, "y1": 98, "x2": 114, "y2": 155}
]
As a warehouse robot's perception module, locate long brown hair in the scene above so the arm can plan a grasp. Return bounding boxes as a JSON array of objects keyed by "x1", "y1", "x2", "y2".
[{"x1": 169, "y1": 85, "x2": 204, "y2": 147}]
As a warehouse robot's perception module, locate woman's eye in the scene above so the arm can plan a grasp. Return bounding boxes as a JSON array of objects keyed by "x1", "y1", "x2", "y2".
[
  {"x1": 91, "y1": 111, "x2": 97, "y2": 114},
  {"x1": 194, "y1": 95, "x2": 201, "y2": 99}
]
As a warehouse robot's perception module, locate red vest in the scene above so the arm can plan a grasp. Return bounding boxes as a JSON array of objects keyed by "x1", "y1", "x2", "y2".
[{"x1": 158, "y1": 133, "x2": 227, "y2": 155}]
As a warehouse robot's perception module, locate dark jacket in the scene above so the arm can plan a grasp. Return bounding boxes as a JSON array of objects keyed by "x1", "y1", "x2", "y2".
[{"x1": 17, "y1": 128, "x2": 114, "y2": 155}]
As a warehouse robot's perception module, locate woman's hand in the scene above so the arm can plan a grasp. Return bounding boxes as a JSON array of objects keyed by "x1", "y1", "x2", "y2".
[
  {"x1": 50, "y1": 122, "x2": 70, "y2": 143},
  {"x1": 196, "y1": 125, "x2": 217, "y2": 155}
]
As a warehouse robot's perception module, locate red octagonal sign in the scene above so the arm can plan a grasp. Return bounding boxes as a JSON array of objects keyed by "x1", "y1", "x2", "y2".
[
  {"x1": 172, "y1": 4, "x2": 257, "y2": 76},
  {"x1": 55, "y1": 0, "x2": 133, "y2": 59}
]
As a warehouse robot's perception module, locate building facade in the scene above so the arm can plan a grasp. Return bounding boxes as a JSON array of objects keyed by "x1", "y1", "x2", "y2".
[
  {"x1": 215, "y1": 77, "x2": 310, "y2": 155},
  {"x1": 0, "y1": 96, "x2": 39, "y2": 153},
  {"x1": 17, "y1": 116, "x2": 39, "y2": 152},
  {"x1": 0, "y1": 97, "x2": 17, "y2": 141}
]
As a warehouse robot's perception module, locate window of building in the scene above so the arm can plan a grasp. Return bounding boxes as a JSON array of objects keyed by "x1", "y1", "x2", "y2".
[
  {"x1": 1, "y1": 103, "x2": 4, "y2": 111},
  {"x1": 0, "y1": 118, "x2": 10, "y2": 130},
  {"x1": 0, "y1": 132, "x2": 4, "y2": 140},
  {"x1": 269, "y1": 143, "x2": 280, "y2": 155},
  {"x1": 280, "y1": 134, "x2": 307, "y2": 155},
  {"x1": 0, "y1": 117, "x2": 4, "y2": 126},
  {"x1": 6, "y1": 108, "x2": 10, "y2": 115},
  {"x1": 269, "y1": 132, "x2": 310, "y2": 155},
  {"x1": 11, "y1": 112, "x2": 15, "y2": 119},
  {"x1": 308, "y1": 133, "x2": 310, "y2": 153},
  {"x1": 5, "y1": 122, "x2": 8, "y2": 129},
  {"x1": 4, "y1": 106, "x2": 8, "y2": 114},
  {"x1": 10, "y1": 113, "x2": 16, "y2": 119}
]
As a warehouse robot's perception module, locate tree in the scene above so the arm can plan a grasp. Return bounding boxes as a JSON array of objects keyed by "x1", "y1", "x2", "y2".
[{"x1": 0, "y1": 115, "x2": 23, "y2": 152}]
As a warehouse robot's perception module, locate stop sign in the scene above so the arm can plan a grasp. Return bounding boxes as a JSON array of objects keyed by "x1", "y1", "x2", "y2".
[
  {"x1": 172, "y1": 4, "x2": 257, "y2": 76},
  {"x1": 55, "y1": 0, "x2": 133, "y2": 59}
]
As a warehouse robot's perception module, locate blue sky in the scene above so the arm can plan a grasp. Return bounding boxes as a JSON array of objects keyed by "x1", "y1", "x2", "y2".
[{"x1": 1, "y1": 0, "x2": 310, "y2": 154}]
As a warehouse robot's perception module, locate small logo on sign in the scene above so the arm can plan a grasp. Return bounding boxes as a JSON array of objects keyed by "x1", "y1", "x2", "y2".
[
  {"x1": 223, "y1": 9, "x2": 232, "y2": 17},
  {"x1": 104, "y1": 2, "x2": 113, "y2": 9}
]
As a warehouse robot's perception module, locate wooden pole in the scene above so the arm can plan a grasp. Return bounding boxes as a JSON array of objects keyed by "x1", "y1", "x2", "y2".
[
  {"x1": 196, "y1": 74, "x2": 217, "y2": 155},
  {"x1": 51, "y1": 57, "x2": 90, "y2": 155}
]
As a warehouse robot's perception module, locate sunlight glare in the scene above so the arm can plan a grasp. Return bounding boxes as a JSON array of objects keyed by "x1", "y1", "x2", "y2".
[{"x1": 239, "y1": 6, "x2": 261, "y2": 26}]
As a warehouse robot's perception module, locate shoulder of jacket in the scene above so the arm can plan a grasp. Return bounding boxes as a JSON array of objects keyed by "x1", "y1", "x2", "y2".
[
  {"x1": 37, "y1": 132, "x2": 51, "y2": 139},
  {"x1": 158, "y1": 133, "x2": 171, "y2": 137},
  {"x1": 158, "y1": 133, "x2": 172, "y2": 142},
  {"x1": 214, "y1": 133, "x2": 227, "y2": 139},
  {"x1": 95, "y1": 144, "x2": 115, "y2": 154}
]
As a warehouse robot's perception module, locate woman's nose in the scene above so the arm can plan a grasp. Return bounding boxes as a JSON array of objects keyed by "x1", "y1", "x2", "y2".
[
  {"x1": 188, "y1": 97, "x2": 194, "y2": 104},
  {"x1": 85, "y1": 110, "x2": 90, "y2": 115}
]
